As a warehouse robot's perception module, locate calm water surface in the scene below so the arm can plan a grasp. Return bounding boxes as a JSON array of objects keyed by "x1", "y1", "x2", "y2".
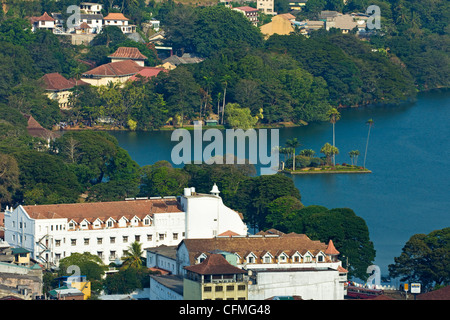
[{"x1": 109, "y1": 90, "x2": 450, "y2": 275}]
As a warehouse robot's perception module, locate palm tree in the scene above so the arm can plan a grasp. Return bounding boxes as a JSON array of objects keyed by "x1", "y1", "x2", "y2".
[
  {"x1": 300, "y1": 149, "x2": 316, "y2": 158},
  {"x1": 363, "y1": 119, "x2": 374, "y2": 169},
  {"x1": 320, "y1": 142, "x2": 339, "y2": 166},
  {"x1": 286, "y1": 138, "x2": 301, "y2": 171},
  {"x1": 349, "y1": 150, "x2": 360, "y2": 166},
  {"x1": 221, "y1": 75, "x2": 231, "y2": 124},
  {"x1": 121, "y1": 241, "x2": 144, "y2": 269},
  {"x1": 327, "y1": 108, "x2": 341, "y2": 166}
]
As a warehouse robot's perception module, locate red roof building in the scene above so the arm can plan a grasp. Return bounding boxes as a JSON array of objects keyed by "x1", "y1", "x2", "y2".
[
  {"x1": 128, "y1": 67, "x2": 167, "y2": 82},
  {"x1": 108, "y1": 47, "x2": 148, "y2": 66},
  {"x1": 81, "y1": 60, "x2": 145, "y2": 86}
]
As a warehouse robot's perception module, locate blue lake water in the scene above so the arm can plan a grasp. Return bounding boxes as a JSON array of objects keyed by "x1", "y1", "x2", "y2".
[{"x1": 109, "y1": 90, "x2": 450, "y2": 276}]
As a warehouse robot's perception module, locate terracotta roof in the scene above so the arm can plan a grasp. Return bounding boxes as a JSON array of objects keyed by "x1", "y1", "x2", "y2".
[
  {"x1": 108, "y1": 47, "x2": 148, "y2": 60},
  {"x1": 128, "y1": 67, "x2": 167, "y2": 81},
  {"x1": 31, "y1": 12, "x2": 55, "y2": 22},
  {"x1": 184, "y1": 254, "x2": 247, "y2": 275},
  {"x1": 234, "y1": 6, "x2": 258, "y2": 12},
  {"x1": 325, "y1": 239, "x2": 340, "y2": 255},
  {"x1": 218, "y1": 230, "x2": 241, "y2": 237},
  {"x1": 181, "y1": 233, "x2": 331, "y2": 266},
  {"x1": 82, "y1": 60, "x2": 144, "y2": 77},
  {"x1": 418, "y1": 286, "x2": 450, "y2": 300},
  {"x1": 278, "y1": 13, "x2": 296, "y2": 20},
  {"x1": 23, "y1": 114, "x2": 59, "y2": 140},
  {"x1": 41, "y1": 73, "x2": 75, "y2": 91},
  {"x1": 78, "y1": 22, "x2": 90, "y2": 29},
  {"x1": 21, "y1": 198, "x2": 183, "y2": 224},
  {"x1": 104, "y1": 12, "x2": 129, "y2": 20}
]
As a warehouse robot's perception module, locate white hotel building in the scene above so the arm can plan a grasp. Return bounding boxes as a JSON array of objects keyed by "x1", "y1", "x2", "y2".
[{"x1": 3, "y1": 185, "x2": 247, "y2": 267}]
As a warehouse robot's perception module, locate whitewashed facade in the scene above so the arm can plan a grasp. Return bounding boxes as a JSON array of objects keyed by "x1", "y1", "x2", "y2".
[{"x1": 3, "y1": 186, "x2": 248, "y2": 267}]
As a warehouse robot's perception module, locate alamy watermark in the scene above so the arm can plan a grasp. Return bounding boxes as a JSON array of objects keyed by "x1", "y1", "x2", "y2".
[
  {"x1": 366, "y1": 5, "x2": 381, "y2": 30},
  {"x1": 171, "y1": 124, "x2": 279, "y2": 175}
]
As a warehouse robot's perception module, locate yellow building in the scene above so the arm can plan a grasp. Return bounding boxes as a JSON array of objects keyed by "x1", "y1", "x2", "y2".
[
  {"x1": 260, "y1": 14, "x2": 296, "y2": 39},
  {"x1": 183, "y1": 254, "x2": 248, "y2": 300}
]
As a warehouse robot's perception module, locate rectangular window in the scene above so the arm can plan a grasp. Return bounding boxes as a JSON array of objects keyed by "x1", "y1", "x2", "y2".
[
  {"x1": 237, "y1": 285, "x2": 246, "y2": 291},
  {"x1": 97, "y1": 238, "x2": 103, "y2": 245},
  {"x1": 123, "y1": 236, "x2": 128, "y2": 243},
  {"x1": 110, "y1": 237, "x2": 115, "y2": 244},
  {"x1": 84, "y1": 238, "x2": 89, "y2": 245},
  {"x1": 147, "y1": 234, "x2": 152, "y2": 241},
  {"x1": 203, "y1": 286, "x2": 212, "y2": 292},
  {"x1": 173, "y1": 233, "x2": 178, "y2": 240},
  {"x1": 71, "y1": 239, "x2": 76, "y2": 246},
  {"x1": 135, "y1": 235, "x2": 140, "y2": 242},
  {"x1": 55, "y1": 240, "x2": 61, "y2": 247},
  {"x1": 226, "y1": 285, "x2": 234, "y2": 291},
  {"x1": 215, "y1": 286, "x2": 223, "y2": 292}
]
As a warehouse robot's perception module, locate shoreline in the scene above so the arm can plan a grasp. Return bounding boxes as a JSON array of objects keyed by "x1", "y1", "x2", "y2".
[{"x1": 281, "y1": 169, "x2": 372, "y2": 175}]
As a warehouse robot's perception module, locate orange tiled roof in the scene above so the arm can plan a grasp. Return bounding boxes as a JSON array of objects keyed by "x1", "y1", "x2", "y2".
[
  {"x1": 128, "y1": 67, "x2": 167, "y2": 81},
  {"x1": 182, "y1": 233, "x2": 331, "y2": 265},
  {"x1": 83, "y1": 60, "x2": 144, "y2": 77},
  {"x1": 23, "y1": 114, "x2": 59, "y2": 140},
  {"x1": 104, "y1": 12, "x2": 129, "y2": 20},
  {"x1": 325, "y1": 239, "x2": 340, "y2": 255},
  {"x1": 21, "y1": 198, "x2": 183, "y2": 224},
  {"x1": 31, "y1": 12, "x2": 55, "y2": 22},
  {"x1": 41, "y1": 73, "x2": 75, "y2": 91},
  {"x1": 184, "y1": 254, "x2": 247, "y2": 275},
  {"x1": 108, "y1": 47, "x2": 148, "y2": 60}
]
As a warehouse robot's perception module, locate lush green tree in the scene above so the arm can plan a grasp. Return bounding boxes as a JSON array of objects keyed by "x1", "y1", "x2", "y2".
[
  {"x1": 265, "y1": 195, "x2": 304, "y2": 232},
  {"x1": 230, "y1": 174, "x2": 301, "y2": 230},
  {"x1": 121, "y1": 241, "x2": 145, "y2": 269},
  {"x1": 13, "y1": 150, "x2": 82, "y2": 204},
  {"x1": 299, "y1": 207, "x2": 376, "y2": 280},
  {"x1": 320, "y1": 142, "x2": 339, "y2": 166},
  {"x1": 140, "y1": 161, "x2": 190, "y2": 197},
  {"x1": 389, "y1": 228, "x2": 450, "y2": 291},
  {"x1": 224, "y1": 103, "x2": 259, "y2": 130},
  {"x1": 57, "y1": 252, "x2": 107, "y2": 282},
  {"x1": 192, "y1": 6, "x2": 264, "y2": 57},
  {"x1": 0, "y1": 153, "x2": 20, "y2": 207}
]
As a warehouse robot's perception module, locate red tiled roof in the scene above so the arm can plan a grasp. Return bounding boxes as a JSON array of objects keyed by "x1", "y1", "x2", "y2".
[
  {"x1": 184, "y1": 254, "x2": 247, "y2": 275},
  {"x1": 128, "y1": 67, "x2": 167, "y2": 81},
  {"x1": 325, "y1": 239, "x2": 340, "y2": 255},
  {"x1": 418, "y1": 286, "x2": 450, "y2": 300},
  {"x1": 41, "y1": 73, "x2": 75, "y2": 91},
  {"x1": 218, "y1": 230, "x2": 240, "y2": 237},
  {"x1": 181, "y1": 233, "x2": 330, "y2": 266},
  {"x1": 83, "y1": 60, "x2": 144, "y2": 77},
  {"x1": 108, "y1": 47, "x2": 148, "y2": 60},
  {"x1": 23, "y1": 114, "x2": 59, "y2": 140},
  {"x1": 104, "y1": 12, "x2": 129, "y2": 20},
  {"x1": 21, "y1": 198, "x2": 183, "y2": 223},
  {"x1": 31, "y1": 12, "x2": 55, "y2": 22},
  {"x1": 234, "y1": 6, "x2": 258, "y2": 12}
]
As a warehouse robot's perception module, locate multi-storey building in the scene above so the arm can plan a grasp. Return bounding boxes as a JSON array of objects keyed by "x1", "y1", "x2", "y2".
[
  {"x1": 232, "y1": 6, "x2": 259, "y2": 26},
  {"x1": 183, "y1": 254, "x2": 249, "y2": 300},
  {"x1": 4, "y1": 186, "x2": 248, "y2": 268},
  {"x1": 175, "y1": 231, "x2": 348, "y2": 300},
  {"x1": 257, "y1": 0, "x2": 275, "y2": 15}
]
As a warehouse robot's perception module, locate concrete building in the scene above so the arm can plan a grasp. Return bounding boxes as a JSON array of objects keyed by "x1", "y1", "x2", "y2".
[
  {"x1": 108, "y1": 47, "x2": 148, "y2": 66},
  {"x1": 257, "y1": 0, "x2": 275, "y2": 15},
  {"x1": 103, "y1": 12, "x2": 136, "y2": 34},
  {"x1": 3, "y1": 186, "x2": 248, "y2": 268},
  {"x1": 175, "y1": 232, "x2": 347, "y2": 300},
  {"x1": 30, "y1": 12, "x2": 55, "y2": 32},
  {"x1": 183, "y1": 254, "x2": 248, "y2": 300},
  {"x1": 80, "y1": 2, "x2": 103, "y2": 15},
  {"x1": 232, "y1": 6, "x2": 259, "y2": 26}
]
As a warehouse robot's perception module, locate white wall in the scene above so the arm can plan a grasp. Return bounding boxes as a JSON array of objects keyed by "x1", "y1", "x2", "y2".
[
  {"x1": 249, "y1": 269, "x2": 345, "y2": 300},
  {"x1": 180, "y1": 192, "x2": 248, "y2": 239}
]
